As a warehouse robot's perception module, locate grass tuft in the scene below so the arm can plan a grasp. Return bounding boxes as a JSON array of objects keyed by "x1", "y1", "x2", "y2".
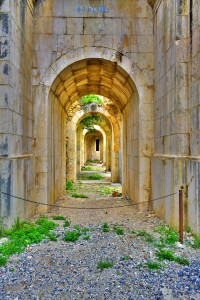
[
  {"x1": 156, "y1": 249, "x2": 189, "y2": 266},
  {"x1": 97, "y1": 260, "x2": 114, "y2": 271},
  {"x1": 52, "y1": 216, "x2": 66, "y2": 220},
  {"x1": 146, "y1": 261, "x2": 163, "y2": 270},
  {"x1": 63, "y1": 220, "x2": 71, "y2": 227},
  {"x1": 64, "y1": 230, "x2": 81, "y2": 242},
  {"x1": 78, "y1": 173, "x2": 104, "y2": 180},
  {"x1": 102, "y1": 223, "x2": 110, "y2": 232},
  {"x1": 71, "y1": 193, "x2": 88, "y2": 198},
  {"x1": 113, "y1": 226, "x2": 124, "y2": 235},
  {"x1": 0, "y1": 255, "x2": 7, "y2": 267},
  {"x1": 66, "y1": 180, "x2": 75, "y2": 190}
]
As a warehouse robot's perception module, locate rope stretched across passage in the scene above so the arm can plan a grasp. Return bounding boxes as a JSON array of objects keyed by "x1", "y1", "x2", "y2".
[{"x1": 0, "y1": 191, "x2": 177, "y2": 210}]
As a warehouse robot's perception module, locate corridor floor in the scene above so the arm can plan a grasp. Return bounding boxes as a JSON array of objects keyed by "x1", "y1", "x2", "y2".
[{"x1": 0, "y1": 175, "x2": 200, "y2": 299}]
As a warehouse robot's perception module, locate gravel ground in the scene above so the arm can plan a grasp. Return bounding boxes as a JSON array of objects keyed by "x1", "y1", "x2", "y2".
[{"x1": 0, "y1": 192, "x2": 200, "y2": 300}]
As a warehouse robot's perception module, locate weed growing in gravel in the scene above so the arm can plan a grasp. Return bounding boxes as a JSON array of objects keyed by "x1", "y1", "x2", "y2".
[
  {"x1": 63, "y1": 220, "x2": 71, "y2": 227},
  {"x1": 146, "y1": 261, "x2": 163, "y2": 270},
  {"x1": 0, "y1": 255, "x2": 7, "y2": 266},
  {"x1": 102, "y1": 223, "x2": 110, "y2": 232},
  {"x1": 64, "y1": 230, "x2": 81, "y2": 242},
  {"x1": 137, "y1": 231, "x2": 154, "y2": 243},
  {"x1": 74, "y1": 225, "x2": 81, "y2": 231},
  {"x1": 122, "y1": 256, "x2": 131, "y2": 261},
  {"x1": 9, "y1": 267, "x2": 15, "y2": 272},
  {"x1": 0, "y1": 217, "x2": 58, "y2": 265},
  {"x1": 95, "y1": 186, "x2": 122, "y2": 195},
  {"x1": 156, "y1": 249, "x2": 189, "y2": 266},
  {"x1": 48, "y1": 232, "x2": 59, "y2": 242},
  {"x1": 52, "y1": 216, "x2": 66, "y2": 220},
  {"x1": 83, "y1": 235, "x2": 90, "y2": 240},
  {"x1": 190, "y1": 234, "x2": 200, "y2": 249},
  {"x1": 78, "y1": 173, "x2": 104, "y2": 180},
  {"x1": 97, "y1": 260, "x2": 114, "y2": 271},
  {"x1": 114, "y1": 226, "x2": 124, "y2": 235},
  {"x1": 131, "y1": 229, "x2": 137, "y2": 234},
  {"x1": 81, "y1": 166, "x2": 103, "y2": 171},
  {"x1": 71, "y1": 193, "x2": 88, "y2": 198},
  {"x1": 66, "y1": 180, "x2": 75, "y2": 190},
  {"x1": 154, "y1": 225, "x2": 178, "y2": 246},
  {"x1": 82, "y1": 227, "x2": 90, "y2": 233}
]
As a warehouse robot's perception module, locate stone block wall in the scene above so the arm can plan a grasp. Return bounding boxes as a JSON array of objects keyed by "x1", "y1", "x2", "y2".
[
  {"x1": 0, "y1": 0, "x2": 35, "y2": 226},
  {"x1": 152, "y1": 0, "x2": 200, "y2": 233}
]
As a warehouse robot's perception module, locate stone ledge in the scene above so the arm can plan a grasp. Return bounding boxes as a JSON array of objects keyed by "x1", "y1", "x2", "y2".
[
  {"x1": 0, "y1": 154, "x2": 34, "y2": 160},
  {"x1": 153, "y1": 154, "x2": 200, "y2": 161}
]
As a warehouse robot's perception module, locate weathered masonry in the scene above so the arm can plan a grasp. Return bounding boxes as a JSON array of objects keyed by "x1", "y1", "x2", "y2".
[{"x1": 0, "y1": 0, "x2": 199, "y2": 233}]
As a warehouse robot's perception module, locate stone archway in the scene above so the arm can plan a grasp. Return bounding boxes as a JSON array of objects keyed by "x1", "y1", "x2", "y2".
[{"x1": 33, "y1": 48, "x2": 153, "y2": 212}]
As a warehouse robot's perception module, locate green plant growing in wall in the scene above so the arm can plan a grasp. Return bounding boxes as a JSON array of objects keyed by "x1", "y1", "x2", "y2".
[
  {"x1": 80, "y1": 115, "x2": 103, "y2": 132},
  {"x1": 80, "y1": 94, "x2": 104, "y2": 106}
]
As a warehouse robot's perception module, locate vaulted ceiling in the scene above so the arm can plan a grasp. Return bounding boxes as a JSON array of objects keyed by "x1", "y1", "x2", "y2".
[{"x1": 51, "y1": 58, "x2": 136, "y2": 113}]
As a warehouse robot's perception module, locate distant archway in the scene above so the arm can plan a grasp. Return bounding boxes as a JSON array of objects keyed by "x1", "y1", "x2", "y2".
[{"x1": 34, "y1": 48, "x2": 153, "y2": 212}]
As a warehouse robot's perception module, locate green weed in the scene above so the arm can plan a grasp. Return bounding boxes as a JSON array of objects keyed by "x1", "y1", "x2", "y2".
[
  {"x1": 82, "y1": 227, "x2": 90, "y2": 233},
  {"x1": 47, "y1": 232, "x2": 59, "y2": 242},
  {"x1": 71, "y1": 193, "x2": 88, "y2": 198},
  {"x1": 190, "y1": 235, "x2": 200, "y2": 249},
  {"x1": 64, "y1": 230, "x2": 81, "y2": 242},
  {"x1": 66, "y1": 180, "x2": 75, "y2": 190},
  {"x1": 137, "y1": 231, "x2": 154, "y2": 243},
  {"x1": 83, "y1": 235, "x2": 90, "y2": 240},
  {"x1": 9, "y1": 267, "x2": 15, "y2": 272},
  {"x1": 102, "y1": 223, "x2": 110, "y2": 233},
  {"x1": 63, "y1": 220, "x2": 71, "y2": 227},
  {"x1": 114, "y1": 226, "x2": 124, "y2": 235},
  {"x1": 81, "y1": 94, "x2": 104, "y2": 106},
  {"x1": 97, "y1": 260, "x2": 114, "y2": 271},
  {"x1": 95, "y1": 186, "x2": 122, "y2": 195},
  {"x1": 156, "y1": 249, "x2": 189, "y2": 266},
  {"x1": 0, "y1": 255, "x2": 7, "y2": 267},
  {"x1": 154, "y1": 225, "x2": 178, "y2": 246},
  {"x1": 0, "y1": 217, "x2": 58, "y2": 266},
  {"x1": 131, "y1": 229, "x2": 137, "y2": 234},
  {"x1": 79, "y1": 173, "x2": 103, "y2": 180},
  {"x1": 52, "y1": 216, "x2": 66, "y2": 220},
  {"x1": 122, "y1": 256, "x2": 131, "y2": 261},
  {"x1": 74, "y1": 225, "x2": 81, "y2": 231},
  {"x1": 146, "y1": 261, "x2": 163, "y2": 270}
]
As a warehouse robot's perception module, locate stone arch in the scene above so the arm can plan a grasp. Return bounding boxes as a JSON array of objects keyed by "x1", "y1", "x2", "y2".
[
  {"x1": 34, "y1": 49, "x2": 153, "y2": 212},
  {"x1": 65, "y1": 103, "x2": 121, "y2": 183}
]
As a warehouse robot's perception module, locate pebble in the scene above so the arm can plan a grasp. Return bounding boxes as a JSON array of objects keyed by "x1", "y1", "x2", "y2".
[{"x1": 0, "y1": 222, "x2": 200, "y2": 300}]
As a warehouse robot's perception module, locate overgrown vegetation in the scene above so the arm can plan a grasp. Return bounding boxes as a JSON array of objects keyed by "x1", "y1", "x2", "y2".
[
  {"x1": 0, "y1": 216, "x2": 58, "y2": 266},
  {"x1": 66, "y1": 180, "x2": 75, "y2": 190},
  {"x1": 64, "y1": 225, "x2": 91, "y2": 242},
  {"x1": 95, "y1": 185, "x2": 122, "y2": 195},
  {"x1": 97, "y1": 260, "x2": 114, "y2": 271},
  {"x1": 81, "y1": 94, "x2": 104, "y2": 106},
  {"x1": 81, "y1": 166, "x2": 103, "y2": 171},
  {"x1": 154, "y1": 225, "x2": 178, "y2": 246},
  {"x1": 64, "y1": 230, "x2": 81, "y2": 242},
  {"x1": 137, "y1": 230, "x2": 154, "y2": 243},
  {"x1": 52, "y1": 216, "x2": 66, "y2": 220},
  {"x1": 80, "y1": 115, "x2": 103, "y2": 132},
  {"x1": 102, "y1": 223, "x2": 110, "y2": 232},
  {"x1": 71, "y1": 193, "x2": 88, "y2": 198},
  {"x1": 78, "y1": 173, "x2": 104, "y2": 180},
  {"x1": 155, "y1": 249, "x2": 189, "y2": 266},
  {"x1": 63, "y1": 220, "x2": 71, "y2": 227},
  {"x1": 113, "y1": 225, "x2": 124, "y2": 235},
  {"x1": 146, "y1": 261, "x2": 163, "y2": 270}
]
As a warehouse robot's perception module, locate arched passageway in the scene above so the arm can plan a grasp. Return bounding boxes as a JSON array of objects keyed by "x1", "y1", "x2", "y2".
[{"x1": 34, "y1": 51, "x2": 152, "y2": 213}]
